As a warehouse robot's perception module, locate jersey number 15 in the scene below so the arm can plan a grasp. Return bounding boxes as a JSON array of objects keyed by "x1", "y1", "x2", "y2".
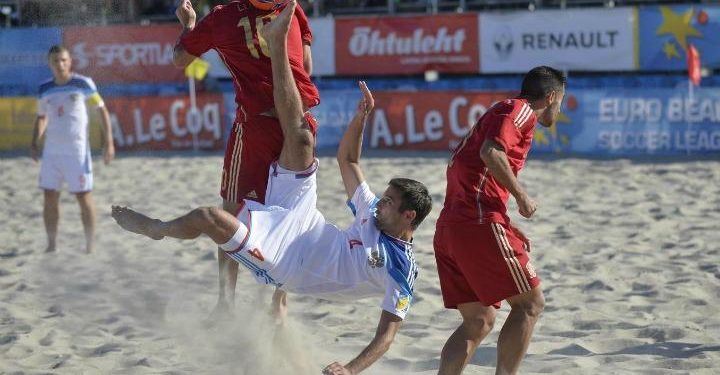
[{"x1": 237, "y1": 15, "x2": 277, "y2": 59}]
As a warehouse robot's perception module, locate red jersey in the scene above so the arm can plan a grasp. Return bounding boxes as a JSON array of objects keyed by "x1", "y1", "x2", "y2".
[
  {"x1": 180, "y1": 0, "x2": 320, "y2": 121},
  {"x1": 437, "y1": 98, "x2": 537, "y2": 226}
]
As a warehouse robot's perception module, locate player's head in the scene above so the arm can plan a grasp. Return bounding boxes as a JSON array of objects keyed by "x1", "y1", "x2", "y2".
[
  {"x1": 519, "y1": 66, "x2": 566, "y2": 128},
  {"x1": 47, "y1": 45, "x2": 72, "y2": 79},
  {"x1": 375, "y1": 178, "x2": 432, "y2": 234},
  {"x1": 249, "y1": 0, "x2": 290, "y2": 11}
]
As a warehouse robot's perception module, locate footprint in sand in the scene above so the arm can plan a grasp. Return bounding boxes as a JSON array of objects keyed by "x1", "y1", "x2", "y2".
[
  {"x1": 84, "y1": 343, "x2": 122, "y2": 357},
  {"x1": 134, "y1": 357, "x2": 151, "y2": 367},
  {"x1": 548, "y1": 343, "x2": 594, "y2": 356},
  {"x1": 50, "y1": 354, "x2": 70, "y2": 370},
  {"x1": 0, "y1": 334, "x2": 17, "y2": 345},
  {"x1": 43, "y1": 304, "x2": 64, "y2": 318},
  {"x1": 39, "y1": 330, "x2": 56, "y2": 346}
]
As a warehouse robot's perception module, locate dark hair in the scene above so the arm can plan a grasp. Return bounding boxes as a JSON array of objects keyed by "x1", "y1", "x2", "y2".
[
  {"x1": 519, "y1": 66, "x2": 566, "y2": 101},
  {"x1": 48, "y1": 45, "x2": 70, "y2": 57},
  {"x1": 388, "y1": 178, "x2": 432, "y2": 230}
]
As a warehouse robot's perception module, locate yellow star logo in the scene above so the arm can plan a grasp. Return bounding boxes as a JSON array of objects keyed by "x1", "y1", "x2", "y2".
[
  {"x1": 556, "y1": 111, "x2": 571, "y2": 124},
  {"x1": 662, "y1": 41, "x2": 680, "y2": 59},
  {"x1": 656, "y1": 6, "x2": 702, "y2": 51},
  {"x1": 534, "y1": 129, "x2": 549, "y2": 145},
  {"x1": 534, "y1": 111, "x2": 571, "y2": 147}
]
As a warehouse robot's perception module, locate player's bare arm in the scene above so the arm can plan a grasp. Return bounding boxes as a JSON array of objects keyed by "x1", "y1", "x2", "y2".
[
  {"x1": 97, "y1": 106, "x2": 114, "y2": 165},
  {"x1": 173, "y1": 0, "x2": 198, "y2": 67},
  {"x1": 323, "y1": 311, "x2": 402, "y2": 375},
  {"x1": 480, "y1": 139, "x2": 537, "y2": 218},
  {"x1": 303, "y1": 44, "x2": 313, "y2": 75},
  {"x1": 30, "y1": 115, "x2": 47, "y2": 162},
  {"x1": 337, "y1": 81, "x2": 374, "y2": 199}
]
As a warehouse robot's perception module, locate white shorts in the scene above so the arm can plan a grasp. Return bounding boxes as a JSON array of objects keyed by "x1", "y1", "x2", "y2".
[
  {"x1": 39, "y1": 153, "x2": 93, "y2": 193},
  {"x1": 222, "y1": 159, "x2": 324, "y2": 287}
]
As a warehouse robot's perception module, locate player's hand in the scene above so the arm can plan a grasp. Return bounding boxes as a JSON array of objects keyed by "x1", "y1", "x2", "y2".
[
  {"x1": 103, "y1": 144, "x2": 115, "y2": 165},
  {"x1": 516, "y1": 193, "x2": 537, "y2": 218},
  {"x1": 175, "y1": 0, "x2": 197, "y2": 29},
  {"x1": 357, "y1": 81, "x2": 374, "y2": 117},
  {"x1": 30, "y1": 144, "x2": 40, "y2": 162},
  {"x1": 322, "y1": 362, "x2": 352, "y2": 375},
  {"x1": 509, "y1": 223, "x2": 531, "y2": 252}
]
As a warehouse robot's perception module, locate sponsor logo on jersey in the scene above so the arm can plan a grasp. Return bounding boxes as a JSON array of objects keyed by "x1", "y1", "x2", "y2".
[
  {"x1": 367, "y1": 249, "x2": 385, "y2": 268},
  {"x1": 396, "y1": 295, "x2": 410, "y2": 312},
  {"x1": 526, "y1": 261, "x2": 537, "y2": 279}
]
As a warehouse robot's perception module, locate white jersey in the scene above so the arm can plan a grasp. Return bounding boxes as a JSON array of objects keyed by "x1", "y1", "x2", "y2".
[
  {"x1": 37, "y1": 73, "x2": 104, "y2": 156},
  {"x1": 282, "y1": 182, "x2": 419, "y2": 319},
  {"x1": 223, "y1": 163, "x2": 419, "y2": 319}
]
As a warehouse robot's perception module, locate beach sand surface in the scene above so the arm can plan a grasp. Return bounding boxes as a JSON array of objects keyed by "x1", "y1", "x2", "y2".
[{"x1": 1, "y1": 154, "x2": 719, "y2": 374}]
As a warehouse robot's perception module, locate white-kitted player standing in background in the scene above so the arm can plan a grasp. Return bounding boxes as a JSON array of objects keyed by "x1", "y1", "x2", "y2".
[{"x1": 31, "y1": 45, "x2": 114, "y2": 254}]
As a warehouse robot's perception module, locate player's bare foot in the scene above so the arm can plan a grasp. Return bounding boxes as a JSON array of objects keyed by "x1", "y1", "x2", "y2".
[
  {"x1": 44, "y1": 244, "x2": 56, "y2": 253},
  {"x1": 203, "y1": 299, "x2": 234, "y2": 328},
  {"x1": 111, "y1": 206, "x2": 165, "y2": 240},
  {"x1": 270, "y1": 288, "x2": 288, "y2": 325},
  {"x1": 85, "y1": 241, "x2": 95, "y2": 254},
  {"x1": 259, "y1": 0, "x2": 295, "y2": 47}
]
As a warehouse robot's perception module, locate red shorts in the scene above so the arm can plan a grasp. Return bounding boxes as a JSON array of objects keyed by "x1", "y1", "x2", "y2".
[
  {"x1": 433, "y1": 221, "x2": 540, "y2": 309},
  {"x1": 221, "y1": 113, "x2": 318, "y2": 204}
]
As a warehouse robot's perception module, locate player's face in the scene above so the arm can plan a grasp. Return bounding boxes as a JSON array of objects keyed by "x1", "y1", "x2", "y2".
[
  {"x1": 374, "y1": 186, "x2": 404, "y2": 233},
  {"x1": 539, "y1": 88, "x2": 565, "y2": 128},
  {"x1": 49, "y1": 51, "x2": 72, "y2": 79}
]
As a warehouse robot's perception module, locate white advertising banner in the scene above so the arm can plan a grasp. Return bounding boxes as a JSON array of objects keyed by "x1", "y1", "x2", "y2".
[
  {"x1": 309, "y1": 17, "x2": 336, "y2": 76},
  {"x1": 480, "y1": 8, "x2": 637, "y2": 73},
  {"x1": 197, "y1": 18, "x2": 336, "y2": 78}
]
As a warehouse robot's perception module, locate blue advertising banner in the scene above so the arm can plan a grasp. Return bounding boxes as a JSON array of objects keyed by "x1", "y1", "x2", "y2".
[
  {"x1": 312, "y1": 89, "x2": 362, "y2": 150},
  {"x1": 534, "y1": 88, "x2": 720, "y2": 156},
  {"x1": 223, "y1": 90, "x2": 360, "y2": 150},
  {"x1": 313, "y1": 88, "x2": 720, "y2": 156},
  {"x1": 0, "y1": 28, "x2": 62, "y2": 91},
  {"x1": 639, "y1": 5, "x2": 720, "y2": 71}
]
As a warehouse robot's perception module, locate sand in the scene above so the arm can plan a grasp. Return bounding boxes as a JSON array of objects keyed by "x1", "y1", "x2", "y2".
[{"x1": 1, "y1": 153, "x2": 719, "y2": 374}]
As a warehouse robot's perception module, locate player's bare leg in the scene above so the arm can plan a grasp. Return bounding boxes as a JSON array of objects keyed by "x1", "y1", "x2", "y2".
[
  {"x1": 76, "y1": 191, "x2": 96, "y2": 254},
  {"x1": 43, "y1": 190, "x2": 60, "y2": 252},
  {"x1": 111, "y1": 205, "x2": 240, "y2": 245},
  {"x1": 271, "y1": 288, "x2": 288, "y2": 323},
  {"x1": 259, "y1": 1, "x2": 309, "y2": 324},
  {"x1": 495, "y1": 287, "x2": 544, "y2": 375},
  {"x1": 261, "y1": 0, "x2": 315, "y2": 172},
  {"x1": 438, "y1": 302, "x2": 497, "y2": 375},
  {"x1": 207, "y1": 199, "x2": 242, "y2": 321}
]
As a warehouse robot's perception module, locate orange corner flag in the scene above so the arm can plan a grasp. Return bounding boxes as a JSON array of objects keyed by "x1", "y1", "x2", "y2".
[{"x1": 687, "y1": 44, "x2": 701, "y2": 86}]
